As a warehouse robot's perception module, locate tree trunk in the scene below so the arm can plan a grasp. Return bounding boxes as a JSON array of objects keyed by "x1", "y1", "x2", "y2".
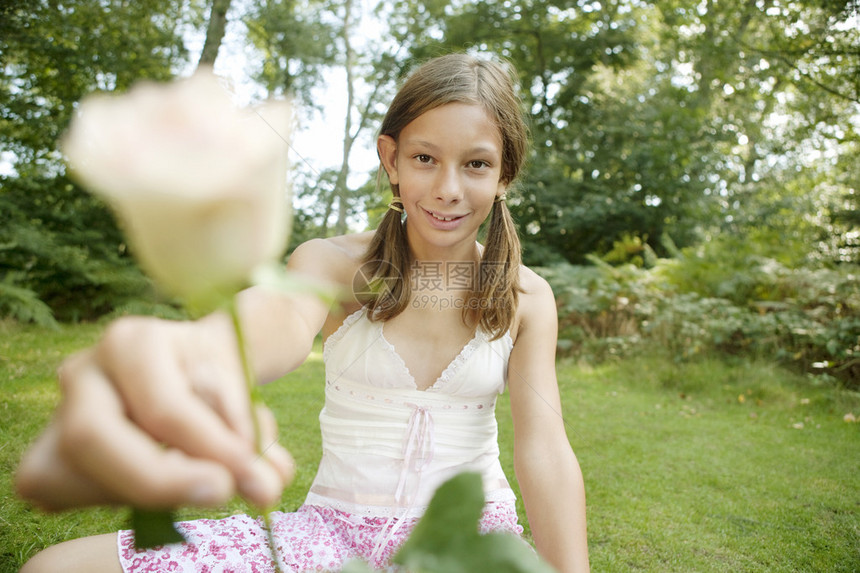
[
  {"x1": 334, "y1": 0, "x2": 355, "y2": 235},
  {"x1": 197, "y1": 0, "x2": 232, "y2": 68}
]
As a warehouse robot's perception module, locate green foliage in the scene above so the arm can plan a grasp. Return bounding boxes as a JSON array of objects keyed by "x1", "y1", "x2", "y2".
[
  {"x1": 0, "y1": 0, "x2": 187, "y2": 168},
  {"x1": 539, "y1": 247, "x2": 860, "y2": 388},
  {"x1": 392, "y1": 473, "x2": 554, "y2": 573},
  {"x1": 129, "y1": 509, "x2": 185, "y2": 550},
  {"x1": 398, "y1": 0, "x2": 859, "y2": 266},
  {"x1": 244, "y1": 0, "x2": 336, "y2": 99},
  {"x1": 0, "y1": 0, "x2": 190, "y2": 322},
  {"x1": 538, "y1": 259, "x2": 652, "y2": 361},
  {"x1": 3, "y1": 0, "x2": 859, "y2": 321},
  {"x1": 0, "y1": 0, "x2": 856, "y2": 352},
  {"x1": 0, "y1": 274, "x2": 57, "y2": 327},
  {"x1": 599, "y1": 233, "x2": 656, "y2": 268},
  {"x1": 0, "y1": 174, "x2": 157, "y2": 322}
]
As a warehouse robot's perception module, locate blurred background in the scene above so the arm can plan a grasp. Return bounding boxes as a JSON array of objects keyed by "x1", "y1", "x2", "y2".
[{"x1": 1, "y1": 0, "x2": 858, "y2": 387}]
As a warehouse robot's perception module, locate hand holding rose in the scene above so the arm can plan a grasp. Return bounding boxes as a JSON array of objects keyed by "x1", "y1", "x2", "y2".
[
  {"x1": 16, "y1": 69, "x2": 298, "y2": 513},
  {"x1": 16, "y1": 313, "x2": 295, "y2": 511}
]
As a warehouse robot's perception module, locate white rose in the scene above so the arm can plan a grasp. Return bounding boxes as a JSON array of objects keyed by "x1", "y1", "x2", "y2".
[{"x1": 62, "y1": 68, "x2": 293, "y2": 309}]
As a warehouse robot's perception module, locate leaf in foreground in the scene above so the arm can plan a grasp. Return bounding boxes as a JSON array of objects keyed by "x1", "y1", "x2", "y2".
[
  {"x1": 392, "y1": 472, "x2": 557, "y2": 573},
  {"x1": 131, "y1": 508, "x2": 185, "y2": 550}
]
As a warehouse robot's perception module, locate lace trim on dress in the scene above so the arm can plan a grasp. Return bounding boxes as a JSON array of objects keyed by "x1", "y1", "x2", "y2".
[
  {"x1": 432, "y1": 330, "x2": 513, "y2": 393},
  {"x1": 430, "y1": 330, "x2": 484, "y2": 392},
  {"x1": 376, "y1": 325, "x2": 419, "y2": 386},
  {"x1": 376, "y1": 321, "x2": 513, "y2": 393},
  {"x1": 378, "y1": 323, "x2": 490, "y2": 393},
  {"x1": 324, "y1": 306, "x2": 514, "y2": 393}
]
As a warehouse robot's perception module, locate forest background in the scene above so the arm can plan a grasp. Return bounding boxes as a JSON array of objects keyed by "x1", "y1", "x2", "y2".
[
  {"x1": 2, "y1": 0, "x2": 858, "y2": 387},
  {"x1": 1, "y1": 1, "x2": 859, "y2": 571}
]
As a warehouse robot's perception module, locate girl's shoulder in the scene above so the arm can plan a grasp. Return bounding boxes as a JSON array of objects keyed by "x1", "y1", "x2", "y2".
[
  {"x1": 517, "y1": 264, "x2": 554, "y2": 303},
  {"x1": 287, "y1": 231, "x2": 375, "y2": 288},
  {"x1": 313, "y1": 230, "x2": 375, "y2": 261},
  {"x1": 510, "y1": 264, "x2": 556, "y2": 343}
]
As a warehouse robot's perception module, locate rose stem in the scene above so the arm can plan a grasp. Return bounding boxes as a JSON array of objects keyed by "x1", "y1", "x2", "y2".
[{"x1": 228, "y1": 299, "x2": 284, "y2": 573}]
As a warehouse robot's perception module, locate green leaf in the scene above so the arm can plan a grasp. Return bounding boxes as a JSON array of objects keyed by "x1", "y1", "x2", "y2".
[
  {"x1": 392, "y1": 472, "x2": 556, "y2": 573},
  {"x1": 130, "y1": 508, "x2": 186, "y2": 550}
]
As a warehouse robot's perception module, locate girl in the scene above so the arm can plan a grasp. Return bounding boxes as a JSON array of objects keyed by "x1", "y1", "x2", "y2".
[{"x1": 16, "y1": 53, "x2": 589, "y2": 573}]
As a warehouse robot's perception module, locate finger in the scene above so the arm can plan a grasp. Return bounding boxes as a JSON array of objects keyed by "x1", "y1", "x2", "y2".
[
  {"x1": 99, "y1": 317, "x2": 254, "y2": 445},
  {"x1": 95, "y1": 318, "x2": 286, "y2": 506},
  {"x1": 183, "y1": 321, "x2": 295, "y2": 491},
  {"x1": 16, "y1": 422, "x2": 119, "y2": 511},
  {"x1": 183, "y1": 318, "x2": 255, "y2": 443},
  {"x1": 124, "y1": 383, "x2": 285, "y2": 507},
  {"x1": 59, "y1": 351, "x2": 237, "y2": 509},
  {"x1": 255, "y1": 404, "x2": 295, "y2": 483},
  {"x1": 189, "y1": 358, "x2": 254, "y2": 443}
]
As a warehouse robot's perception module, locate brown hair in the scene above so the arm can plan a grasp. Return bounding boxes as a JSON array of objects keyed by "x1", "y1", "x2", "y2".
[{"x1": 362, "y1": 53, "x2": 529, "y2": 339}]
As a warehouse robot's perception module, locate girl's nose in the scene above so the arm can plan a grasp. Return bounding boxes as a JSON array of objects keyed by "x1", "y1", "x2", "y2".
[{"x1": 434, "y1": 166, "x2": 463, "y2": 203}]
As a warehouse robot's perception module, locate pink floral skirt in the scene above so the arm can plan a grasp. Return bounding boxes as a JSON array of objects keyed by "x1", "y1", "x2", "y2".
[{"x1": 117, "y1": 502, "x2": 523, "y2": 572}]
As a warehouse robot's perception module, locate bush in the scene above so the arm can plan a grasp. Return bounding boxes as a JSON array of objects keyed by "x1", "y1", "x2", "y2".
[
  {"x1": 537, "y1": 259, "x2": 653, "y2": 362},
  {"x1": 0, "y1": 273, "x2": 57, "y2": 327},
  {"x1": 0, "y1": 174, "x2": 160, "y2": 322},
  {"x1": 538, "y1": 255, "x2": 860, "y2": 389}
]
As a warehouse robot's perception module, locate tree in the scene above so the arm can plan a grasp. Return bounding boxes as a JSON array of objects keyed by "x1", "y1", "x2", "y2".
[
  {"x1": 398, "y1": 0, "x2": 859, "y2": 266},
  {"x1": 321, "y1": 0, "x2": 409, "y2": 235},
  {"x1": 244, "y1": 0, "x2": 335, "y2": 99},
  {"x1": 661, "y1": 0, "x2": 860, "y2": 264},
  {"x1": 246, "y1": 0, "x2": 410, "y2": 237},
  {"x1": 400, "y1": 0, "x2": 698, "y2": 263},
  {"x1": 199, "y1": 0, "x2": 234, "y2": 66},
  {"x1": 0, "y1": 0, "x2": 190, "y2": 321},
  {"x1": 3, "y1": 0, "x2": 857, "y2": 321}
]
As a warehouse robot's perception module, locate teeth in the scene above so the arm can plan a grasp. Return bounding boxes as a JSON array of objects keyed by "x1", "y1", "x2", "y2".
[{"x1": 430, "y1": 212, "x2": 456, "y2": 222}]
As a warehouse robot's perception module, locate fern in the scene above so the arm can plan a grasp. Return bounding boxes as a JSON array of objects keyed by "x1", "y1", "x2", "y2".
[{"x1": 0, "y1": 274, "x2": 58, "y2": 327}]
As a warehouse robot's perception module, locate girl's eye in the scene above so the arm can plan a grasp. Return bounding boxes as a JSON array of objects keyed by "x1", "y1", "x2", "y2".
[
  {"x1": 468, "y1": 160, "x2": 489, "y2": 169},
  {"x1": 415, "y1": 154, "x2": 433, "y2": 163}
]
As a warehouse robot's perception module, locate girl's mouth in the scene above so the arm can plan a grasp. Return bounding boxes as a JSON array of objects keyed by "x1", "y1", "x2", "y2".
[
  {"x1": 423, "y1": 208, "x2": 467, "y2": 229},
  {"x1": 429, "y1": 211, "x2": 461, "y2": 222}
]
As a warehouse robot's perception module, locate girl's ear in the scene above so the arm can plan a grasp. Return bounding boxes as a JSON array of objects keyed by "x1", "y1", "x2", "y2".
[
  {"x1": 496, "y1": 180, "x2": 507, "y2": 199},
  {"x1": 377, "y1": 135, "x2": 399, "y2": 186}
]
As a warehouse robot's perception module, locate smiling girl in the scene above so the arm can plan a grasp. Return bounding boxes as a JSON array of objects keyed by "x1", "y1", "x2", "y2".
[{"x1": 17, "y1": 53, "x2": 589, "y2": 573}]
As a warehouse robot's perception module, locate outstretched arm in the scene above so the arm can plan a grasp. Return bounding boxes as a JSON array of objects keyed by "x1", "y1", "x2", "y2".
[
  {"x1": 15, "y1": 237, "x2": 345, "y2": 511},
  {"x1": 508, "y1": 270, "x2": 589, "y2": 573}
]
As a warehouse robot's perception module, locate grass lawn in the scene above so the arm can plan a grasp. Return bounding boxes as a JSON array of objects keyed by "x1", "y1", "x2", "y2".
[{"x1": 1, "y1": 320, "x2": 858, "y2": 572}]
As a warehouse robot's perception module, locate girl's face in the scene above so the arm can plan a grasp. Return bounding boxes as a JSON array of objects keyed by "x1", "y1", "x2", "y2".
[{"x1": 378, "y1": 102, "x2": 506, "y2": 260}]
